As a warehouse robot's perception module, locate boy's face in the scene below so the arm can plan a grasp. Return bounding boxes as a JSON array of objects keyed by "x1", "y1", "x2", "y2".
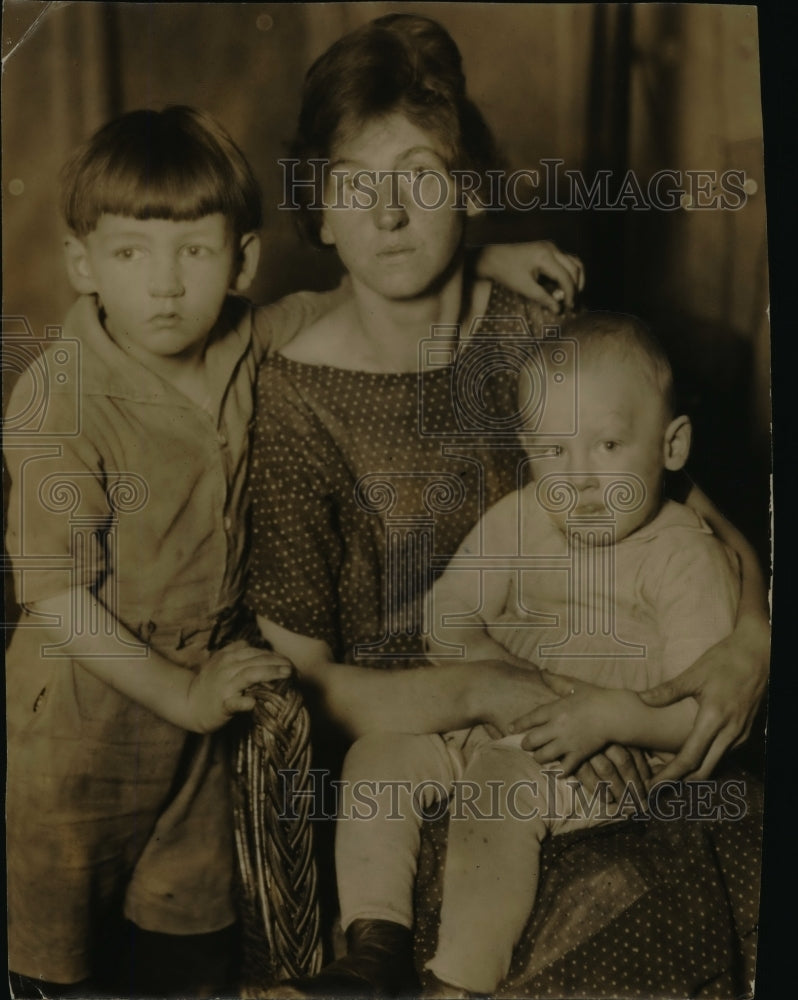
[
  {"x1": 527, "y1": 358, "x2": 687, "y2": 542},
  {"x1": 318, "y1": 111, "x2": 474, "y2": 301},
  {"x1": 66, "y1": 214, "x2": 252, "y2": 363}
]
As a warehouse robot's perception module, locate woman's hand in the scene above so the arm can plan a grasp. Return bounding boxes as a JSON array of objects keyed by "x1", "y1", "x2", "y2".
[
  {"x1": 474, "y1": 241, "x2": 585, "y2": 311},
  {"x1": 639, "y1": 615, "x2": 770, "y2": 782},
  {"x1": 186, "y1": 640, "x2": 293, "y2": 733}
]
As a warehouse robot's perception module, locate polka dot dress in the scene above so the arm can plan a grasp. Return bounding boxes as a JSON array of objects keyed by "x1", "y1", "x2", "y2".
[
  {"x1": 246, "y1": 283, "x2": 549, "y2": 666},
  {"x1": 414, "y1": 766, "x2": 763, "y2": 997}
]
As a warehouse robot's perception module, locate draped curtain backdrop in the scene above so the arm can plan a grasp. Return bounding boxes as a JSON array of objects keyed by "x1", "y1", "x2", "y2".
[{"x1": 3, "y1": 2, "x2": 769, "y2": 554}]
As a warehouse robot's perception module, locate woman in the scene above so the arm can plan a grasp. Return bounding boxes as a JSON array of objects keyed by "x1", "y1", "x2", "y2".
[{"x1": 246, "y1": 13, "x2": 768, "y2": 996}]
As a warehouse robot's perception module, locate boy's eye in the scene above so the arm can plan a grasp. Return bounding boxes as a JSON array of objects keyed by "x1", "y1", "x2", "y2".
[
  {"x1": 182, "y1": 245, "x2": 210, "y2": 257},
  {"x1": 114, "y1": 247, "x2": 144, "y2": 261}
]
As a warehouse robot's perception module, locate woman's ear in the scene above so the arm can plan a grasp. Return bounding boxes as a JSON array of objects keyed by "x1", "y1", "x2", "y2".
[
  {"x1": 63, "y1": 236, "x2": 98, "y2": 295},
  {"x1": 663, "y1": 414, "x2": 692, "y2": 471},
  {"x1": 233, "y1": 232, "x2": 262, "y2": 292}
]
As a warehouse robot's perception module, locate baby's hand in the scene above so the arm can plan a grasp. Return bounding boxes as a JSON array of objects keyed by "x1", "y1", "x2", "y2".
[
  {"x1": 186, "y1": 640, "x2": 293, "y2": 733},
  {"x1": 519, "y1": 680, "x2": 617, "y2": 775}
]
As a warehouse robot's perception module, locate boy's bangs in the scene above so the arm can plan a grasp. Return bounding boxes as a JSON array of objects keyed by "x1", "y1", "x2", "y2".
[
  {"x1": 62, "y1": 107, "x2": 262, "y2": 237},
  {"x1": 89, "y1": 159, "x2": 237, "y2": 228}
]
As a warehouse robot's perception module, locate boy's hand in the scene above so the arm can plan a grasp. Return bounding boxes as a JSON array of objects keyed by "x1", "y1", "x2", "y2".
[
  {"x1": 186, "y1": 640, "x2": 293, "y2": 733},
  {"x1": 474, "y1": 241, "x2": 585, "y2": 311}
]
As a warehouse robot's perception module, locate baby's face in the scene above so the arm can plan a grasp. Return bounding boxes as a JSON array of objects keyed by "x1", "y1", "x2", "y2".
[
  {"x1": 527, "y1": 359, "x2": 670, "y2": 541},
  {"x1": 77, "y1": 213, "x2": 239, "y2": 364}
]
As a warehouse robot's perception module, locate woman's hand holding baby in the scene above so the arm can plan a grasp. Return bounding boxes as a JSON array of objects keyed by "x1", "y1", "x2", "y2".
[
  {"x1": 640, "y1": 614, "x2": 769, "y2": 782},
  {"x1": 185, "y1": 640, "x2": 293, "y2": 733}
]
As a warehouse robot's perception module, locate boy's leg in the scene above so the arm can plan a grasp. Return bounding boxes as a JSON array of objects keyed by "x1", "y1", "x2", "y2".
[
  {"x1": 8, "y1": 973, "x2": 99, "y2": 999},
  {"x1": 426, "y1": 743, "x2": 551, "y2": 995},
  {"x1": 336, "y1": 732, "x2": 456, "y2": 930},
  {"x1": 114, "y1": 922, "x2": 240, "y2": 998}
]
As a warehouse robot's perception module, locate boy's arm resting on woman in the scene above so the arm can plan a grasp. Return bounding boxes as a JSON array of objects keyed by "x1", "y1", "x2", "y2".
[
  {"x1": 256, "y1": 240, "x2": 583, "y2": 357},
  {"x1": 473, "y1": 241, "x2": 585, "y2": 311},
  {"x1": 641, "y1": 481, "x2": 770, "y2": 781},
  {"x1": 28, "y1": 588, "x2": 292, "y2": 733}
]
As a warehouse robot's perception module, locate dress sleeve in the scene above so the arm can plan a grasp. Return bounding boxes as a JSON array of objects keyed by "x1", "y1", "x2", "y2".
[
  {"x1": 245, "y1": 362, "x2": 344, "y2": 654},
  {"x1": 4, "y1": 382, "x2": 110, "y2": 606},
  {"x1": 654, "y1": 534, "x2": 741, "y2": 682}
]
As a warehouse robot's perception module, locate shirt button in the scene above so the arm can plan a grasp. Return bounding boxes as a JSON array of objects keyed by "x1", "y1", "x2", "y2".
[
  {"x1": 217, "y1": 431, "x2": 227, "y2": 446},
  {"x1": 223, "y1": 516, "x2": 232, "y2": 531}
]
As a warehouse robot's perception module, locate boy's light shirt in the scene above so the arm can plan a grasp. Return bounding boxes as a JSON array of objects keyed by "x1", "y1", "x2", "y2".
[{"x1": 5, "y1": 289, "x2": 327, "y2": 633}]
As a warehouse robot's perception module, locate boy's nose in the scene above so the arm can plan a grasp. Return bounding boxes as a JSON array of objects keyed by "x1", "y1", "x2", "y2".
[{"x1": 149, "y1": 258, "x2": 184, "y2": 297}]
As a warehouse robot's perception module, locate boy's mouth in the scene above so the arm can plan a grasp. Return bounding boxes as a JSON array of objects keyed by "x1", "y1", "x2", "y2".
[{"x1": 149, "y1": 312, "x2": 182, "y2": 326}]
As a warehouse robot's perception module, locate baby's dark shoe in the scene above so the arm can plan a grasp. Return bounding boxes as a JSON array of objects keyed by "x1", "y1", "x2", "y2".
[
  {"x1": 421, "y1": 974, "x2": 475, "y2": 999},
  {"x1": 262, "y1": 918, "x2": 418, "y2": 998}
]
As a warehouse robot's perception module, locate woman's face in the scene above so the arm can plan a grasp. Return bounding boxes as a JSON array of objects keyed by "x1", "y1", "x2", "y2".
[{"x1": 319, "y1": 111, "x2": 470, "y2": 301}]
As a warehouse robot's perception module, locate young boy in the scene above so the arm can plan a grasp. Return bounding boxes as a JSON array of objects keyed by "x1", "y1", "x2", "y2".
[
  {"x1": 329, "y1": 312, "x2": 741, "y2": 997},
  {"x1": 4, "y1": 105, "x2": 579, "y2": 996},
  {"x1": 3, "y1": 105, "x2": 319, "y2": 997}
]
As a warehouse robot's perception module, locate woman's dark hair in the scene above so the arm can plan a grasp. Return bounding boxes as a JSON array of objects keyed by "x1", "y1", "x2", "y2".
[
  {"x1": 62, "y1": 106, "x2": 262, "y2": 239},
  {"x1": 291, "y1": 13, "x2": 501, "y2": 247}
]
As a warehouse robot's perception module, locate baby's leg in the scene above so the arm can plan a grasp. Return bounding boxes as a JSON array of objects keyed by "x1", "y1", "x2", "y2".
[
  {"x1": 336, "y1": 731, "x2": 456, "y2": 931},
  {"x1": 426, "y1": 743, "x2": 552, "y2": 995}
]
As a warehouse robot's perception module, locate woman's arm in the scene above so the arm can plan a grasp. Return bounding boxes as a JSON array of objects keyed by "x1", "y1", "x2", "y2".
[
  {"x1": 641, "y1": 482, "x2": 770, "y2": 781},
  {"x1": 256, "y1": 614, "x2": 556, "y2": 740},
  {"x1": 31, "y1": 588, "x2": 292, "y2": 733}
]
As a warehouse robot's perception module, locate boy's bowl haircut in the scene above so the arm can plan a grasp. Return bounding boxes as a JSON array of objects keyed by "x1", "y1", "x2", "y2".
[{"x1": 61, "y1": 106, "x2": 262, "y2": 240}]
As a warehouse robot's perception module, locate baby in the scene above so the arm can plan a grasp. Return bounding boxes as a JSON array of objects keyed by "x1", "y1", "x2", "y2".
[{"x1": 332, "y1": 311, "x2": 741, "y2": 997}]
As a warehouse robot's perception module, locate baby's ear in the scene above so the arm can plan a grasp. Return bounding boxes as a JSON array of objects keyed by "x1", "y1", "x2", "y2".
[
  {"x1": 63, "y1": 235, "x2": 98, "y2": 295},
  {"x1": 233, "y1": 232, "x2": 261, "y2": 292},
  {"x1": 663, "y1": 414, "x2": 692, "y2": 471}
]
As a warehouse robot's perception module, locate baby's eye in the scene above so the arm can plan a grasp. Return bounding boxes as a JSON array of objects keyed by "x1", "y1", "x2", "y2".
[{"x1": 601, "y1": 440, "x2": 621, "y2": 452}]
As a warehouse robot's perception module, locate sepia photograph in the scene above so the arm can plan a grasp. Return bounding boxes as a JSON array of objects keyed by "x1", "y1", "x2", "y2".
[{"x1": 2, "y1": 3, "x2": 773, "y2": 998}]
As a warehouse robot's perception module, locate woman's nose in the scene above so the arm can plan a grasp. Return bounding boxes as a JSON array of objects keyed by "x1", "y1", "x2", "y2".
[
  {"x1": 149, "y1": 256, "x2": 184, "y2": 297},
  {"x1": 373, "y1": 175, "x2": 410, "y2": 231}
]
